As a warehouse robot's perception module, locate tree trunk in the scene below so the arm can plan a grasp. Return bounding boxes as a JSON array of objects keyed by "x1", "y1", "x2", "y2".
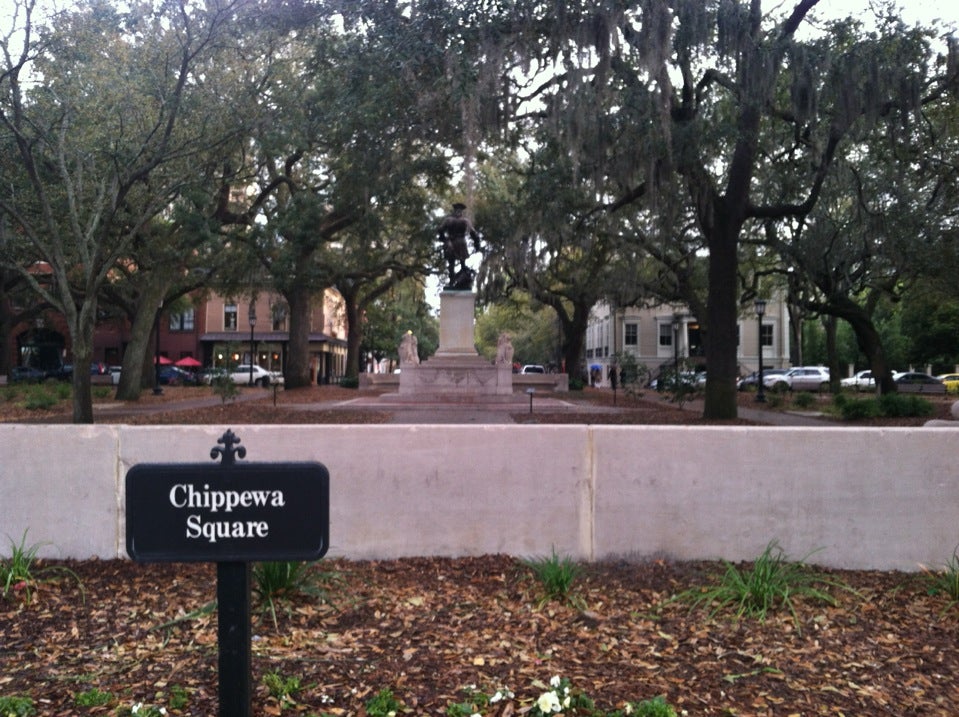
[
  {"x1": 69, "y1": 304, "x2": 98, "y2": 424},
  {"x1": 831, "y1": 298, "x2": 896, "y2": 394},
  {"x1": 702, "y1": 218, "x2": 740, "y2": 420},
  {"x1": 344, "y1": 297, "x2": 363, "y2": 379},
  {"x1": 116, "y1": 286, "x2": 167, "y2": 400},
  {"x1": 284, "y1": 287, "x2": 313, "y2": 389}
]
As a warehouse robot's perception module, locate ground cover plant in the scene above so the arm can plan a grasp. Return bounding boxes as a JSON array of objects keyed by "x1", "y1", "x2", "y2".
[{"x1": 1, "y1": 553, "x2": 957, "y2": 714}]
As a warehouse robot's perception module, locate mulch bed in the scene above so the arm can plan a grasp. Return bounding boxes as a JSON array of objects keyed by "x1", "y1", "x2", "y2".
[{"x1": 2, "y1": 554, "x2": 957, "y2": 715}]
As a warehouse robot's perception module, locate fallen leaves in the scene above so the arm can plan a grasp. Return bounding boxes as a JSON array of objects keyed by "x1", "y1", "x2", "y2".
[{"x1": 1, "y1": 555, "x2": 957, "y2": 715}]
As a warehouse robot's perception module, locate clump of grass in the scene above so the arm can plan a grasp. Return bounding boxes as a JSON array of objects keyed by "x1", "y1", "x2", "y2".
[
  {"x1": 920, "y1": 547, "x2": 959, "y2": 612},
  {"x1": 1, "y1": 530, "x2": 83, "y2": 605},
  {"x1": 252, "y1": 560, "x2": 338, "y2": 628},
  {"x1": 675, "y1": 540, "x2": 852, "y2": 629},
  {"x1": 523, "y1": 548, "x2": 584, "y2": 608},
  {"x1": 792, "y1": 391, "x2": 816, "y2": 409},
  {"x1": 0, "y1": 696, "x2": 35, "y2": 716},
  {"x1": 74, "y1": 688, "x2": 114, "y2": 707}
]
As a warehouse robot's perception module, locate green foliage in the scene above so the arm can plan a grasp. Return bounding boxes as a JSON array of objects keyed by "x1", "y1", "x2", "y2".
[
  {"x1": 262, "y1": 671, "x2": 303, "y2": 708},
  {"x1": 920, "y1": 548, "x2": 959, "y2": 611},
  {"x1": 338, "y1": 376, "x2": 359, "y2": 389},
  {"x1": 1, "y1": 530, "x2": 83, "y2": 605},
  {"x1": 364, "y1": 688, "x2": 403, "y2": 717},
  {"x1": 792, "y1": 391, "x2": 815, "y2": 409},
  {"x1": 523, "y1": 548, "x2": 583, "y2": 609},
  {"x1": 878, "y1": 393, "x2": 933, "y2": 418},
  {"x1": 211, "y1": 374, "x2": 240, "y2": 403},
  {"x1": 74, "y1": 688, "x2": 113, "y2": 707},
  {"x1": 168, "y1": 685, "x2": 189, "y2": 711},
  {"x1": 611, "y1": 351, "x2": 649, "y2": 399},
  {"x1": 252, "y1": 561, "x2": 338, "y2": 628},
  {"x1": 21, "y1": 384, "x2": 60, "y2": 410},
  {"x1": 618, "y1": 696, "x2": 677, "y2": 717},
  {"x1": 837, "y1": 396, "x2": 881, "y2": 420},
  {"x1": 676, "y1": 540, "x2": 851, "y2": 629},
  {"x1": 92, "y1": 386, "x2": 112, "y2": 399},
  {"x1": 0, "y1": 696, "x2": 35, "y2": 716}
]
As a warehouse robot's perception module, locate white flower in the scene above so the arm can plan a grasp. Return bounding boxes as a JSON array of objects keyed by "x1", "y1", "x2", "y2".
[
  {"x1": 537, "y1": 691, "x2": 561, "y2": 713},
  {"x1": 563, "y1": 695, "x2": 571, "y2": 708},
  {"x1": 624, "y1": 704, "x2": 633, "y2": 715},
  {"x1": 549, "y1": 675, "x2": 561, "y2": 688},
  {"x1": 490, "y1": 691, "x2": 503, "y2": 704},
  {"x1": 131, "y1": 706, "x2": 142, "y2": 715},
  {"x1": 471, "y1": 713, "x2": 481, "y2": 717}
]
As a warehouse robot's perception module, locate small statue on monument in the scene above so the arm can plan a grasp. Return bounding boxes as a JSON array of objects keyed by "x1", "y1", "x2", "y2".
[
  {"x1": 399, "y1": 330, "x2": 419, "y2": 366},
  {"x1": 438, "y1": 202, "x2": 481, "y2": 291},
  {"x1": 495, "y1": 332, "x2": 514, "y2": 365}
]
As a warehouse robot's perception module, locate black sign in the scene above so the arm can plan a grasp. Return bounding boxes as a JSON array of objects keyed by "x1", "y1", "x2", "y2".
[{"x1": 126, "y1": 461, "x2": 329, "y2": 562}]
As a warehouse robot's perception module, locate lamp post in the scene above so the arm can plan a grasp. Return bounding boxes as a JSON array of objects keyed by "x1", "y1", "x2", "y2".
[
  {"x1": 248, "y1": 301, "x2": 257, "y2": 387},
  {"x1": 153, "y1": 302, "x2": 163, "y2": 395},
  {"x1": 672, "y1": 314, "x2": 680, "y2": 389},
  {"x1": 755, "y1": 298, "x2": 767, "y2": 403}
]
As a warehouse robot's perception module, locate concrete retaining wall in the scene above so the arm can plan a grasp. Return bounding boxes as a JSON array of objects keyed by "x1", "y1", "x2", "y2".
[{"x1": 1, "y1": 424, "x2": 956, "y2": 570}]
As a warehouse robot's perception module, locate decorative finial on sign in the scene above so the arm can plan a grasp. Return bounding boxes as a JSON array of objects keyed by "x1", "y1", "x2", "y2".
[{"x1": 211, "y1": 429, "x2": 246, "y2": 465}]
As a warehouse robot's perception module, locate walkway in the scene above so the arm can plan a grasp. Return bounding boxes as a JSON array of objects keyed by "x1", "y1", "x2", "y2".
[{"x1": 90, "y1": 389, "x2": 833, "y2": 426}]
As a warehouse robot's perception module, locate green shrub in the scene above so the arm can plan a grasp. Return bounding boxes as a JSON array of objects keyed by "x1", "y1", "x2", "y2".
[
  {"x1": 92, "y1": 387, "x2": 111, "y2": 399},
  {"x1": 879, "y1": 393, "x2": 933, "y2": 418},
  {"x1": 211, "y1": 375, "x2": 240, "y2": 403},
  {"x1": 22, "y1": 385, "x2": 59, "y2": 410},
  {"x1": 338, "y1": 376, "x2": 359, "y2": 389},
  {"x1": 792, "y1": 392, "x2": 816, "y2": 409},
  {"x1": 838, "y1": 397, "x2": 881, "y2": 420}
]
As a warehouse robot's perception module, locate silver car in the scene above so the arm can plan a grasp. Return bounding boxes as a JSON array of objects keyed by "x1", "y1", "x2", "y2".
[{"x1": 765, "y1": 366, "x2": 830, "y2": 392}]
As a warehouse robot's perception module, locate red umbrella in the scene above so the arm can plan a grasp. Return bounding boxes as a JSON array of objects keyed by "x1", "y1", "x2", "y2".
[
  {"x1": 154, "y1": 355, "x2": 173, "y2": 365},
  {"x1": 175, "y1": 356, "x2": 202, "y2": 368}
]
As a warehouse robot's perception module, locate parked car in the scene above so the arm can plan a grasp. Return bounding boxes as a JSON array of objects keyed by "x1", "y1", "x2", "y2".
[
  {"x1": 936, "y1": 373, "x2": 959, "y2": 394},
  {"x1": 893, "y1": 372, "x2": 945, "y2": 394},
  {"x1": 197, "y1": 367, "x2": 229, "y2": 385},
  {"x1": 738, "y1": 368, "x2": 787, "y2": 391},
  {"x1": 764, "y1": 366, "x2": 830, "y2": 392},
  {"x1": 8, "y1": 365, "x2": 48, "y2": 383},
  {"x1": 157, "y1": 365, "x2": 199, "y2": 386},
  {"x1": 520, "y1": 364, "x2": 545, "y2": 374},
  {"x1": 840, "y1": 370, "x2": 875, "y2": 392},
  {"x1": 228, "y1": 364, "x2": 284, "y2": 387}
]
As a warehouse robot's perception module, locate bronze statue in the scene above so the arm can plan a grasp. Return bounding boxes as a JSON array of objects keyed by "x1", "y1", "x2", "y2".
[{"x1": 438, "y1": 202, "x2": 481, "y2": 290}]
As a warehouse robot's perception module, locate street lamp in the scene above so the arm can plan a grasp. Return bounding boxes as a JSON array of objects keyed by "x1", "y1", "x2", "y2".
[
  {"x1": 153, "y1": 302, "x2": 163, "y2": 395},
  {"x1": 755, "y1": 298, "x2": 767, "y2": 403},
  {"x1": 248, "y1": 301, "x2": 257, "y2": 386},
  {"x1": 672, "y1": 314, "x2": 680, "y2": 388}
]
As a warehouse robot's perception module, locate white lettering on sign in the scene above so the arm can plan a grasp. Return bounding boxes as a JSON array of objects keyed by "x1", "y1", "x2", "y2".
[
  {"x1": 167, "y1": 483, "x2": 286, "y2": 543},
  {"x1": 169, "y1": 483, "x2": 286, "y2": 512},
  {"x1": 185, "y1": 514, "x2": 269, "y2": 543}
]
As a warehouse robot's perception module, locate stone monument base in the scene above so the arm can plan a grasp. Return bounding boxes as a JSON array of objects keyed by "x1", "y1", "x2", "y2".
[
  {"x1": 397, "y1": 357, "x2": 513, "y2": 400},
  {"x1": 396, "y1": 290, "x2": 514, "y2": 400}
]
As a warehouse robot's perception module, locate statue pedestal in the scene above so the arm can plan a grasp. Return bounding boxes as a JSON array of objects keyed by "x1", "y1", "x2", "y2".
[{"x1": 397, "y1": 290, "x2": 513, "y2": 400}]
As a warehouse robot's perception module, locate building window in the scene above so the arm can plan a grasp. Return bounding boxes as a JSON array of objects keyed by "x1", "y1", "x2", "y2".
[
  {"x1": 761, "y1": 323, "x2": 773, "y2": 348},
  {"x1": 658, "y1": 323, "x2": 673, "y2": 347},
  {"x1": 168, "y1": 308, "x2": 195, "y2": 332},
  {"x1": 224, "y1": 304, "x2": 238, "y2": 330},
  {"x1": 272, "y1": 303, "x2": 287, "y2": 331},
  {"x1": 624, "y1": 323, "x2": 638, "y2": 346}
]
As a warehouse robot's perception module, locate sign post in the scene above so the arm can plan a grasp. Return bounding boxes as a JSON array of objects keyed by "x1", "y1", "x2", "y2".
[{"x1": 126, "y1": 430, "x2": 329, "y2": 717}]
